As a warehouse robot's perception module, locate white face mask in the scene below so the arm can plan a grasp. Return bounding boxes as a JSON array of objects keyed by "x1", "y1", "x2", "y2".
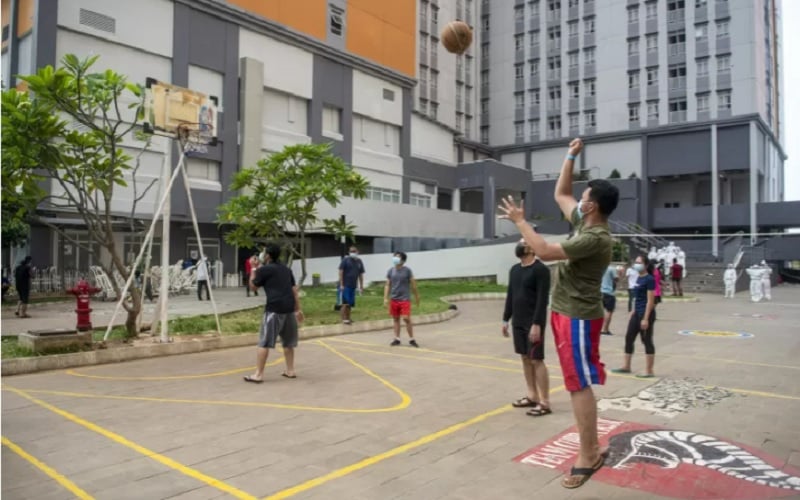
[
  {"x1": 349, "y1": 252, "x2": 358, "y2": 258},
  {"x1": 576, "y1": 200, "x2": 592, "y2": 220},
  {"x1": 633, "y1": 263, "x2": 645, "y2": 272},
  {"x1": 392, "y1": 256, "x2": 401, "y2": 266}
]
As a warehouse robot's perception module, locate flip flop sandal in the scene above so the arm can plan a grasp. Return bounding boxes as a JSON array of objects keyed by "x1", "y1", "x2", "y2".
[
  {"x1": 281, "y1": 373, "x2": 297, "y2": 379},
  {"x1": 243, "y1": 376, "x2": 263, "y2": 384},
  {"x1": 526, "y1": 406, "x2": 552, "y2": 417},
  {"x1": 561, "y1": 455, "x2": 605, "y2": 489},
  {"x1": 611, "y1": 368, "x2": 632, "y2": 374},
  {"x1": 635, "y1": 373, "x2": 656, "y2": 378},
  {"x1": 512, "y1": 397, "x2": 539, "y2": 408}
]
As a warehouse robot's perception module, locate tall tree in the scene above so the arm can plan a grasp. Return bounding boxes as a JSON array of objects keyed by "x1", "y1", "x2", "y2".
[
  {"x1": 1, "y1": 55, "x2": 157, "y2": 337},
  {"x1": 219, "y1": 143, "x2": 369, "y2": 284}
]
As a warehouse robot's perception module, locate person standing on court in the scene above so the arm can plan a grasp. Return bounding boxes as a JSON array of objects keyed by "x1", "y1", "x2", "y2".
[
  {"x1": 338, "y1": 246, "x2": 365, "y2": 325},
  {"x1": 499, "y1": 137, "x2": 619, "y2": 490},
  {"x1": 384, "y1": 252, "x2": 421, "y2": 347},
  {"x1": 599, "y1": 264, "x2": 618, "y2": 336},
  {"x1": 503, "y1": 238, "x2": 552, "y2": 417},
  {"x1": 612, "y1": 255, "x2": 656, "y2": 378},
  {"x1": 196, "y1": 256, "x2": 210, "y2": 301},
  {"x1": 670, "y1": 258, "x2": 684, "y2": 296},
  {"x1": 244, "y1": 244, "x2": 304, "y2": 383}
]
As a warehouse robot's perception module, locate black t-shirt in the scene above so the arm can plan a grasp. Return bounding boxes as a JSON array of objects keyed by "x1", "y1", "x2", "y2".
[
  {"x1": 14, "y1": 264, "x2": 31, "y2": 289},
  {"x1": 503, "y1": 260, "x2": 551, "y2": 329},
  {"x1": 251, "y1": 262, "x2": 296, "y2": 313}
]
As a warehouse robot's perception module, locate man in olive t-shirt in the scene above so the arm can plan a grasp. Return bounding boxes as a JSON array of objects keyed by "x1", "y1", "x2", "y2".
[{"x1": 499, "y1": 138, "x2": 619, "y2": 490}]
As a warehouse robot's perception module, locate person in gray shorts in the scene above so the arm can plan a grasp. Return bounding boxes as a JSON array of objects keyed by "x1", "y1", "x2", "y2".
[{"x1": 244, "y1": 244, "x2": 304, "y2": 383}]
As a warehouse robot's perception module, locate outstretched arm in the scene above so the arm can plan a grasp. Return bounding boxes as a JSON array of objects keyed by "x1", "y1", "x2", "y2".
[
  {"x1": 497, "y1": 197, "x2": 568, "y2": 261},
  {"x1": 554, "y1": 138, "x2": 584, "y2": 221}
]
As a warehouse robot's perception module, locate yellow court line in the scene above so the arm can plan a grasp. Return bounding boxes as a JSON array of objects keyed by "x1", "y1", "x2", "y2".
[
  {"x1": 333, "y1": 344, "x2": 522, "y2": 374},
  {"x1": 2, "y1": 435, "x2": 95, "y2": 500},
  {"x1": 327, "y1": 337, "x2": 520, "y2": 365},
  {"x1": 66, "y1": 358, "x2": 285, "y2": 381},
  {"x1": 12, "y1": 342, "x2": 411, "y2": 414},
  {"x1": 3, "y1": 388, "x2": 257, "y2": 500}
]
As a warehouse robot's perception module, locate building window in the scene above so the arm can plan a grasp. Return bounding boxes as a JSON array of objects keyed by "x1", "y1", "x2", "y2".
[
  {"x1": 529, "y1": 119, "x2": 540, "y2": 138},
  {"x1": 330, "y1": 4, "x2": 345, "y2": 37},
  {"x1": 366, "y1": 187, "x2": 401, "y2": 204},
  {"x1": 430, "y1": 69, "x2": 439, "y2": 90},
  {"x1": 697, "y1": 92, "x2": 709, "y2": 112},
  {"x1": 482, "y1": 16, "x2": 490, "y2": 31},
  {"x1": 515, "y1": 34, "x2": 524, "y2": 51},
  {"x1": 480, "y1": 99, "x2": 489, "y2": 116},
  {"x1": 548, "y1": 26, "x2": 562, "y2": 50},
  {"x1": 669, "y1": 99, "x2": 687, "y2": 122},
  {"x1": 696, "y1": 57, "x2": 709, "y2": 76},
  {"x1": 431, "y1": 5, "x2": 438, "y2": 27},
  {"x1": 420, "y1": 0, "x2": 428, "y2": 26},
  {"x1": 584, "y1": 17, "x2": 595, "y2": 34},
  {"x1": 628, "y1": 38, "x2": 640, "y2": 58},
  {"x1": 717, "y1": 54, "x2": 730, "y2": 74},
  {"x1": 569, "y1": 81, "x2": 580, "y2": 99},
  {"x1": 410, "y1": 193, "x2": 432, "y2": 208},
  {"x1": 628, "y1": 103, "x2": 640, "y2": 122},
  {"x1": 569, "y1": 112, "x2": 579, "y2": 130},
  {"x1": 646, "y1": 1, "x2": 657, "y2": 20},
  {"x1": 419, "y1": 98, "x2": 428, "y2": 113},
  {"x1": 695, "y1": 23, "x2": 708, "y2": 41},
  {"x1": 568, "y1": 0, "x2": 579, "y2": 7},
  {"x1": 548, "y1": 86, "x2": 561, "y2": 107},
  {"x1": 584, "y1": 78, "x2": 596, "y2": 96},
  {"x1": 480, "y1": 126, "x2": 489, "y2": 144},
  {"x1": 480, "y1": 70, "x2": 489, "y2": 88},
  {"x1": 515, "y1": 121, "x2": 524, "y2": 139},
  {"x1": 186, "y1": 158, "x2": 221, "y2": 183},
  {"x1": 515, "y1": 64, "x2": 524, "y2": 80},
  {"x1": 568, "y1": 51, "x2": 579, "y2": 68},
  {"x1": 647, "y1": 100, "x2": 659, "y2": 120},
  {"x1": 465, "y1": 116, "x2": 472, "y2": 138},
  {"x1": 456, "y1": 113, "x2": 463, "y2": 132},
  {"x1": 568, "y1": 21, "x2": 579, "y2": 37},
  {"x1": 646, "y1": 34, "x2": 658, "y2": 52},
  {"x1": 430, "y1": 102, "x2": 439, "y2": 120},
  {"x1": 584, "y1": 110, "x2": 596, "y2": 127},
  {"x1": 716, "y1": 19, "x2": 729, "y2": 38},
  {"x1": 515, "y1": 6, "x2": 525, "y2": 21},
  {"x1": 530, "y1": 59, "x2": 540, "y2": 78},
  {"x1": 647, "y1": 66, "x2": 658, "y2": 86},
  {"x1": 668, "y1": 0, "x2": 685, "y2": 12},
  {"x1": 668, "y1": 31, "x2": 686, "y2": 55},
  {"x1": 717, "y1": 90, "x2": 731, "y2": 110},
  {"x1": 584, "y1": 47, "x2": 595, "y2": 64},
  {"x1": 530, "y1": 31, "x2": 540, "y2": 50},
  {"x1": 668, "y1": 64, "x2": 687, "y2": 89},
  {"x1": 322, "y1": 105, "x2": 342, "y2": 138},
  {"x1": 628, "y1": 70, "x2": 640, "y2": 89},
  {"x1": 548, "y1": 56, "x2": 561, "y2": 79},
  {"x1": 628, "y1": 6, "x2": 639, "y2": 24},
  {"x1": 547, "y1": 116, "x2": 561, "y2": 138},
  {"x1": 530, "y1": 89, "x2": 541, "y2": 105},
  {"x1": 531, "y1": 0, "x2": 540, "y2": 16},
  {"x1": 515, "y1": 92, "x2": 524, "y2": 109},
  {"x1": 695, "y1": 0, "x2": 707, "y2": 7}
]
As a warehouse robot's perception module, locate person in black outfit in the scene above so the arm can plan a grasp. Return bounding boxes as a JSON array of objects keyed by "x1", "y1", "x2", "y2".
[
  {"x1": 244, "y1": 244, "x2": 304, "y2": 383},
  {"x1": 503, "y1": 239, "x2": 552, "y2": 417},
  {"x1": 14, "y1": 256, "x2": 33, "y2": 318}
]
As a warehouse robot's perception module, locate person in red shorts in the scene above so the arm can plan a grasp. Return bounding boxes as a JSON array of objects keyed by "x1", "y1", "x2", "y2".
[
  {"x1": 499, "y1": 137, "x2": 619, "y2": 490},
  {"x1": 383, "y1": 252, "x2": 421, "y2": 347}
]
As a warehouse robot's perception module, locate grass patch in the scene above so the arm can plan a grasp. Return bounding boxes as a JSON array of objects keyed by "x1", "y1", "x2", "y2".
[
  {"x1": 165, "y1": 280, "x2": 506, "y2": 336},
  {"x1": 1, "y1": 337, "x2": 92, "y2": 359}
]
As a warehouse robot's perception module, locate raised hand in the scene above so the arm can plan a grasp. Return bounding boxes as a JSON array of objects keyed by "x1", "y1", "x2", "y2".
[
  {"x1": 497, "y1": 195, "x2": 525, "y2": 223},
  {"x1": 568, "y1": 138, "x2": 583, "y2": 157}
]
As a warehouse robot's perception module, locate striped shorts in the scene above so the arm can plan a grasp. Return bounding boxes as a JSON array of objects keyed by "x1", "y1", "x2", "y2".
[
  {"x1": 258, "y1": 311, "x2": 298, "y2": 349},
  {"x1": 551, "y1": 311, "x2": 606, "y2": 392}
]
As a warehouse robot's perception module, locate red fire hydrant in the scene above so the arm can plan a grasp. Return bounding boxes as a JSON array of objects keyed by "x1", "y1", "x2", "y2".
[{"x1": 67, "y1": 279, "x2": 102, "y2": 331}]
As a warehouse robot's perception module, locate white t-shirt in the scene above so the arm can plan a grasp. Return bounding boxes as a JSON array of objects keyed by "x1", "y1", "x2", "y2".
[{"x1": 626, "y1": 267, "x2": 639, "y2": 289}]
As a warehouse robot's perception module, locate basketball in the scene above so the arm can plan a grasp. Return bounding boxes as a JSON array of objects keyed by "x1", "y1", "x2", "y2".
[{"x1": 441, "y1": 21, "x2": 473, "y2": 55}]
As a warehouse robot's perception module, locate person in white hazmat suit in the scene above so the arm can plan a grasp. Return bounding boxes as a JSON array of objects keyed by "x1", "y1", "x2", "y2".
[
  {"x1": 760, "y1": 261, "x2": 772, "y2": 301},
  {"x1": 723, "y1": 264, "x2": 737, "y2": 298}
]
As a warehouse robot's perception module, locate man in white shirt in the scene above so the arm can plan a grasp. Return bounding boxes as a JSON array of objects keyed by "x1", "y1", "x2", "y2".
[
  {"x1": 625, "y1": 261, "x2": 639, "y2": 312},
  {"x1": 196, "y1": 256, "x2": 210, "y2": 301}
]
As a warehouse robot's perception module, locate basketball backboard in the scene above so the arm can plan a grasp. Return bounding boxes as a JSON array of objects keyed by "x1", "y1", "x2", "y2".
[{"x1": 142, "y1": 78, "x2": 219, "y2": 146}]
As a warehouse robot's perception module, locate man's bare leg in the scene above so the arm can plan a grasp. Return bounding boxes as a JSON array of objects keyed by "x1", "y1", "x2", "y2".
[
  {"x1": 403, "y1": 317, "x2": 414, "y2": 339},
  {"x1": 570, "y1": 387, "x2": 602, "y2": 468},
  {"x1": 601, "y1": 311, "x2": 612, "y2": 333},
  {"x1": 283, "y1": 347, "x2": 295, "y2": 377},
  {"x1": 341, "y1": 304, "x2": 350, "y2": 323},
  {"x1": 250, "y1": 347, "x2": 270, "y2": 381},
  {"x1": 521, "y1": 357, "x2": 538, "y2": 402},
  {"x1": 532, "y1": 359, "x2": 550, "y2": 408},
  {"x1": 393, "y1": 317, "x2": 401, "y2": 338}
]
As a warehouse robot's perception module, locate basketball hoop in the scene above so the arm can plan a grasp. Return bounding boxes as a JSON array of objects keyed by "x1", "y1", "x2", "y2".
[{"x1": 176, "y1": 123, "x2": 214, "y2": 155}]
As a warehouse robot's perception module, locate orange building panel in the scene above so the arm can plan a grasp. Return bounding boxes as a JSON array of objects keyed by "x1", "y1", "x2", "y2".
[
  {"x1": 2, "y1": 0, "x2": 10, "y2": 50},
  {"x1": 346, "y1": 0, "x2": 416, "y2": 77},
  {"x1": 16, "y1": 0, "x2": 34, "y2": 36},
  {"x1": 227, "y1": 0, "x2": 327, "y2": 40}
]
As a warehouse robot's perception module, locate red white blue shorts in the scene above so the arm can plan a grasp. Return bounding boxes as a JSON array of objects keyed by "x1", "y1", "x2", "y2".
[{"x1": 551, "y1": 311, "x2": 606, "y2": 392}]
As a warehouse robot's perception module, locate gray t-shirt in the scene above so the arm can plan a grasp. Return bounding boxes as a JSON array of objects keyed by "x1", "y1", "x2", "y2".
[{"x1": 387, "y1": 266, "x2": 413, "y2": 301}]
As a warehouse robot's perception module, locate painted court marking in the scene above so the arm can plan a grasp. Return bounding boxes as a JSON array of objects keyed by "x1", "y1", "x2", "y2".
[
  {"x1": 66, "y1": 358, "x2": 285, "y2": 381},
  {"x1": 2, "y1": 435, "x2": 95, "y2": 500},
  {"x1": 3, "y1": 387, "x2": 257, "y2": 500},
  {"x1": 678, "y1": 329, "x2": 755, "y2": 339}
]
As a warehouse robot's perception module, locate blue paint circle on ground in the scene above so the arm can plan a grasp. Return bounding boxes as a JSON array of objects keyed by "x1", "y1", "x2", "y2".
[{"x1": 678, "y1": 330, "x2": 754, "y2": 339}]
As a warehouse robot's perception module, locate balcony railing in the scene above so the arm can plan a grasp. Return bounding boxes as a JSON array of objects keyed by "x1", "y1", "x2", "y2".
[
  {"x1": 668, "y1": 42, "x2": 686, "y2": 56},
  {"x1": 669, "y1": 110, "x2": 687, "y2": 122},
  {"x1": 668, "y1": 76, "x2": 686, "y2": 89}
]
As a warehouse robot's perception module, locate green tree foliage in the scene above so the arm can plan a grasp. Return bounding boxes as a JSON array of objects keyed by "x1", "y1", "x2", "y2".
[
  {"x1": 219, "y1": 143, "x2": 369, "y2": 284},
  {"x1": 1, "y1": 55, "x2": 154, "y2": 337},
  {"x1": 608, "y1": 168, "x2": 622, "y2": 179}
]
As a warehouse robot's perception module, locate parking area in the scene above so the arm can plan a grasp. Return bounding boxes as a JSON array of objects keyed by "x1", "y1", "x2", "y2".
[{"x1": 3, "y1": 287, "x2": 800, "y2": 500}]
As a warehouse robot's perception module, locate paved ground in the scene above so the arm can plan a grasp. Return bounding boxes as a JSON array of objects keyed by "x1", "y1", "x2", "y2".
[
  {"x1": 1, "y1": 287, "x2": 261, "y2": 336},
  {"x1": 2, "y1": 286, "x2": 800, "y2": 500}
]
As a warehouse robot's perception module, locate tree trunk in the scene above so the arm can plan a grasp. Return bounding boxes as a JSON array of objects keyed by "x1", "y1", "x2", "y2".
[
  {"x1": 299, "y1": 230, "x2": 307, "y2": 286},
  {"x1": 108, "y1": 244, "x2": 142, "y2": 339}
]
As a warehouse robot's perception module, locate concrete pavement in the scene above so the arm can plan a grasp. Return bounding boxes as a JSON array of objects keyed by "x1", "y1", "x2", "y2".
[{"x1": 2, "y1": 286, "x2": 800, "y2": 499}]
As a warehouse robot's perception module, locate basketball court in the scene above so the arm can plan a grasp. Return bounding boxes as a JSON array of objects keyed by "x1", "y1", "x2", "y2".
[{"x1": 3, "y1": 287, "x2": 800, "y2": 499}]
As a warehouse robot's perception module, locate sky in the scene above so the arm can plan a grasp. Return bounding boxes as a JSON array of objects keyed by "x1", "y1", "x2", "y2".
[{"x1": 783, "y1": 1, "x2": 798, "y2": 201}]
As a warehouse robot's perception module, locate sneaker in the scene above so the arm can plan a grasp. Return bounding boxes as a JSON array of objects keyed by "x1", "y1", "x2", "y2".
[
  {"x1": 343, "y1": 320, "x2": 352, "y2": 325},
  {"x1": 601, "y1": 331, "x2": 613, "y2": 336},
  {"x1": 409, "y1": 340, "x2": 419, "y2": 348},
  {"x1": 390, "y1": 339, "x2": 401, "y2": 346}
]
